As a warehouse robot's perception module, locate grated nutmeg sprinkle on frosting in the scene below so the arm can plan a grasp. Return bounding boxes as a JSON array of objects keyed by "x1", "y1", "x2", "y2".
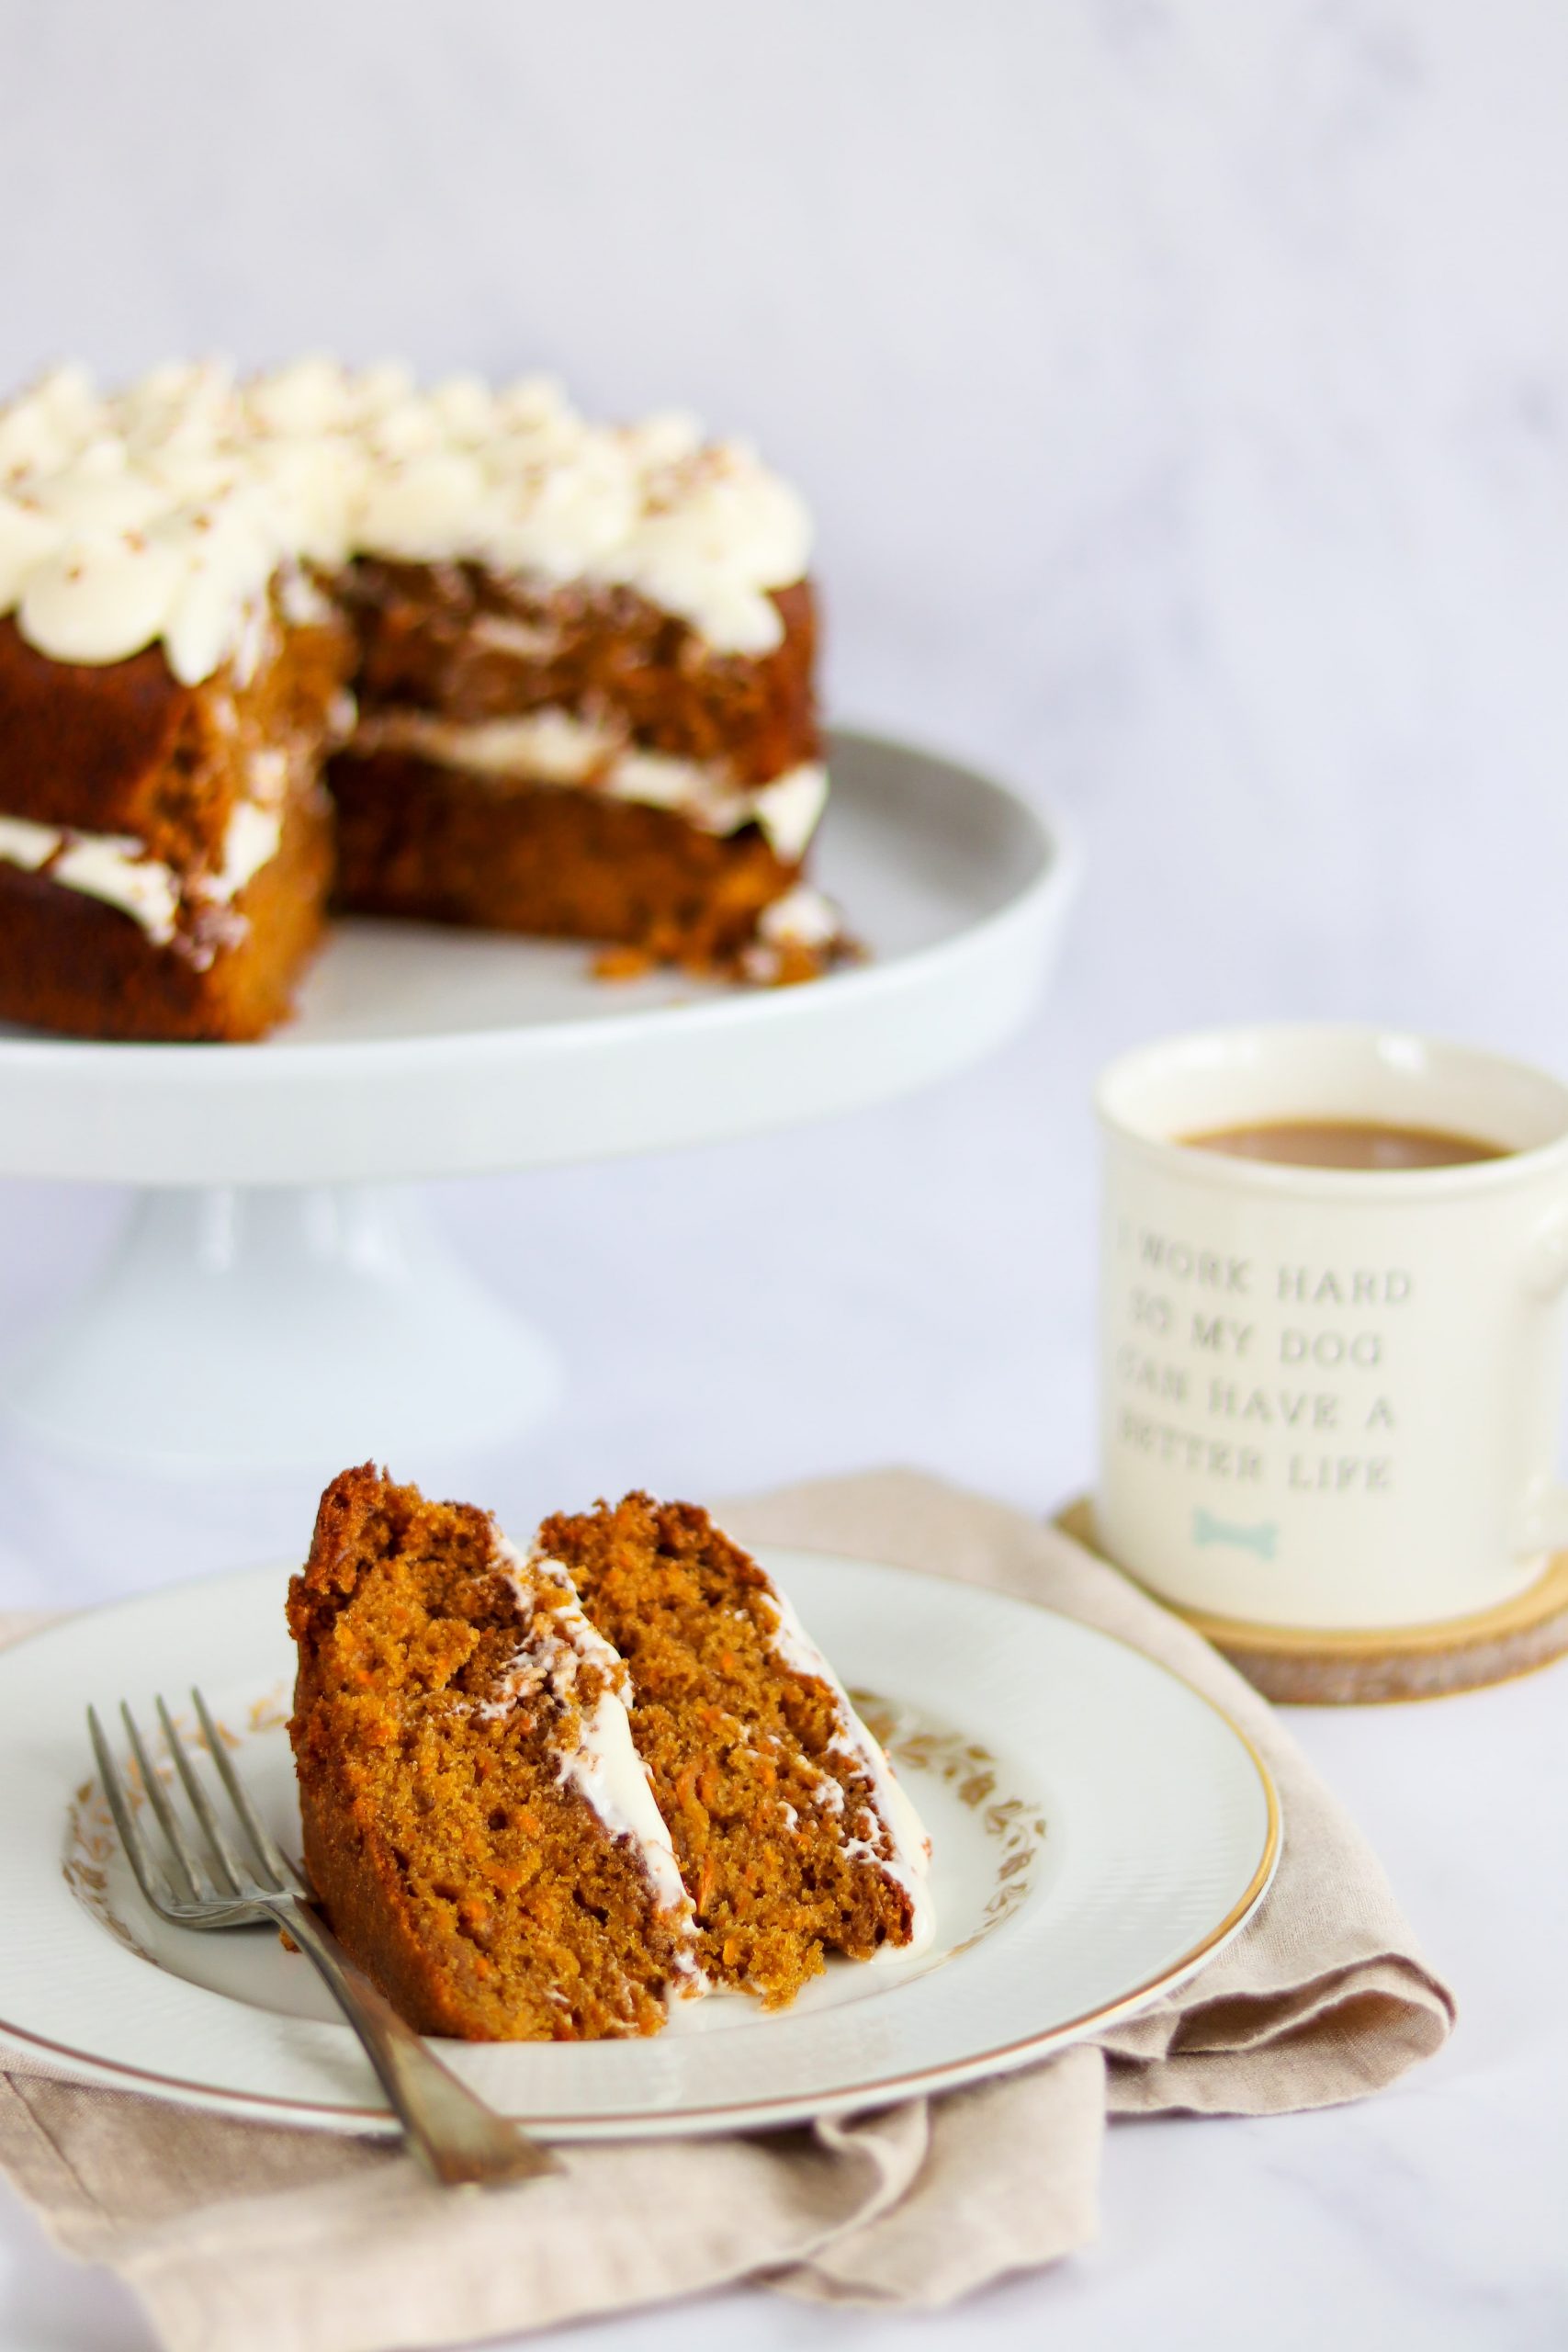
[{"x1": 0, "y1": 359, "x2": 812, "y2": 685}]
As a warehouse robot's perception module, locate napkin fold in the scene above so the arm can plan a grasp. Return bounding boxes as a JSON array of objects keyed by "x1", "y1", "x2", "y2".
[{"x1": 0, "y1": 1471, "x2": 1454, "y2": 2352}]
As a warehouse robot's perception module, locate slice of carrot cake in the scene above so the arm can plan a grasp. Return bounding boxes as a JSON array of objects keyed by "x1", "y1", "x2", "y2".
[
  {"x1": 287, "y1": 1465, "x2": 700, "y2": 2041},
  {"x1": 540, "y1": 1492, "x2": 934, "y2": 2008}
]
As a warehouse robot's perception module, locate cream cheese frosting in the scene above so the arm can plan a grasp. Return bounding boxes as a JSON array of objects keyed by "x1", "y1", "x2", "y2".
[
  {"x1": 348, "y1": 706, "x2": 828, "y2": 862},
  {"x1": 0, "y1": 812, "x2": 181, "y2": 942},
  {"x1": 760, "y1": 1588, "x2": 936, "y2": 1960},
  {"x1": 489, "y1": 1536, "x2": 700, "y2": 1976},
  {"x1": 0, "y1": 360, "x2": 812, "y2": 684},
  {"x1": 755, "y1": 881, "x2": 840, "y2": 948},
  {"x1": 739, "y1": 882, "x2": 845, "y2": 981},
  {"x1": 0, "y1": 741, "x2": 297, "y2": 955},
  {"x1": 490, "y1": 1530, "x2": 932, "y2": 1990}
]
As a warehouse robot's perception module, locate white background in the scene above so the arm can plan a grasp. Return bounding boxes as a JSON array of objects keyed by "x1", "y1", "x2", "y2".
[{"x1": 0, "y1": 4, "x2": 1564, "y2": 2346}]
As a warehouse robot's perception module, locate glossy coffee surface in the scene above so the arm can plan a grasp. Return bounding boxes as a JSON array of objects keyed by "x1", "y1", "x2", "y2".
[{"x1": 1181, "y1": 1118, "x2": 1508, "y2": 1171}]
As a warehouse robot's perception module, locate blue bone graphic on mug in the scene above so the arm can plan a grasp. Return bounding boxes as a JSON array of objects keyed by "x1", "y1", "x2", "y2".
[{"x1": 1191, "y1": 1507, "x2": 1278, "y2": 1562}]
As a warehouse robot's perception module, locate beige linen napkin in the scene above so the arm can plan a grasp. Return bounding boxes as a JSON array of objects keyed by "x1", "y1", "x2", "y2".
[{"x1": 0, "y1": 1471, "x2": 1454, "y2": 2351}]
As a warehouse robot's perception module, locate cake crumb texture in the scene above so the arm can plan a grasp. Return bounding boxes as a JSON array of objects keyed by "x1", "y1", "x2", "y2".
[
  {"x1": 287, "y1": 1465, "x2": 695, "y2": 2041},
  {"x1": 543, "y1": 1492, "x2": 920, "y2": 2007}
]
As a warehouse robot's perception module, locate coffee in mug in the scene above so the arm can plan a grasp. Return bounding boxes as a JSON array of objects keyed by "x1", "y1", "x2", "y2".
[
  {"x1": 1182, "y1": 1120, "x2": 1506, "y2": 1173},
  {"x1": 1096, "y1": 1026, "x2": 1568, "y2": 1630}
]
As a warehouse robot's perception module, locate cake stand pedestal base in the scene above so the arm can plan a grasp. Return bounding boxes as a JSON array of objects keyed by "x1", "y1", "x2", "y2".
[
  {"x1": 1056, "y1": 1498, "x2": 1568, "y2": 1702},
  {"x1": 0, "y1": 732, "x2": 1077, "y2": 1479},
  {"x1": 3, "y1": 1184, "x2": 561, "y2": 1476}
]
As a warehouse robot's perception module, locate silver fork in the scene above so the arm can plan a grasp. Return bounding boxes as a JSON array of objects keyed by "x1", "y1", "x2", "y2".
[{"x1": 87, "y1": 1689, "x2": 559, "y2": 2188}]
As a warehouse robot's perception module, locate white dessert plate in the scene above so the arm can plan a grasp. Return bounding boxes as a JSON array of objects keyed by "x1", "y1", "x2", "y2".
[{"x1": 0, "y1": 1549, "x2": 1279, "y2": 2141}]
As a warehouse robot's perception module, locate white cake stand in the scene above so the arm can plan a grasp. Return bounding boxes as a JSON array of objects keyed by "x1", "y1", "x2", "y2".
[{"x1": 0, "y1": 729, "x2": 1078, "y2": 1473}]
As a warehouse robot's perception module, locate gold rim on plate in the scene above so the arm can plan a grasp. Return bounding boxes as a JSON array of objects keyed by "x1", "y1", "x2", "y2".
[{"x1": 0, "y1": 1555, "x2": 1281, "y2": 2135}]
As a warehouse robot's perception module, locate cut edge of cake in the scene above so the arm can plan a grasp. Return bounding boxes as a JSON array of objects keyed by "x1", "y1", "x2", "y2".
[
  {"x1": 537, "y1": 1492, "x2": 935, "y2": 2009},
  {"x1": 286, "y1": 1472, "x2": 937, "y2": 2038},
  {"x1": 287, "y1": 1464, "x2": 703, "y2": 2041},
  {"x1": 0, "y1": 362, "x2": 844, "y2": 1037},
  {"x1": 754, "y1": 1572, "x2": 936, "y2": 1951}
]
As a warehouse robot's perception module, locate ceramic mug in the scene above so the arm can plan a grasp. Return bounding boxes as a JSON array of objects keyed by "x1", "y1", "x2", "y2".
[{"x1": 1095, "y1": 1025, "x2": 1568, "y2": 1631}]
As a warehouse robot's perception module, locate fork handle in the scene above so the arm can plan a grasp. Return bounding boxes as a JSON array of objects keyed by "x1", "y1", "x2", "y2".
[{"x1": 277, "y1": 1896, "x2": 560, "y2": 2187}]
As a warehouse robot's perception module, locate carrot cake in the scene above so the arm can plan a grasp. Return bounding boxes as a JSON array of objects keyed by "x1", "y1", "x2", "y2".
[
  {"x1": 0, "y1": 360, "x2": 843, "y2": 1041},
  {"x1": 544, "y1": 1492, "x2": 933, "y2": 2007},
  {"x1": 287, "y1": 1469, "x2": 932, "y2": 2039},
  {"x1": 287, "y1": 1465, "x2": 702, "y2": 2041}
]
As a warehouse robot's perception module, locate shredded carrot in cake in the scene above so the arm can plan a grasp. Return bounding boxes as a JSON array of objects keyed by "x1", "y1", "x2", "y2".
[
  {"x1": 288, "y1": 1466, "x2": 697, "y2": 2041},
  {"x1": 542, "y1": 1492, "x2": 919, "y2": 2007}
]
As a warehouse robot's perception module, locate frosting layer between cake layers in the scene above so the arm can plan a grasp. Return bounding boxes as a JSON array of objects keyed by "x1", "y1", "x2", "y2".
[
  {"x1": 349, "y1": 708, "x2": 827, "y2": 862},
  {"x1": 0, "y1": 758, "x2": 300, "y2": 953},
  {"x1": 488, "y1": 1534, "x2": 701, "y2": 1981}
]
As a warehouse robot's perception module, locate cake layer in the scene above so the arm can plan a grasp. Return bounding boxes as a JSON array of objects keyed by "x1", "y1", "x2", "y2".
[
  {"x1": 332, "y1": 560, "x2": 828, "y2": 972},
  {"x1": 0, "y1": 618, "x2": 196, "y2": 830},
  {"x1": 0, "y1": 791, "x2": 333, "y2": 1040},
  {"x1": 288, "y1": 1466, "x2": 702, "y2": 2042},
  {"x1": 329, "y1": 750, "x2": 840, "y2": 978},
  {"x1": 342, "y1": 566, "x2": 818, "y2": 787},
  {"x1": 540, "y1": 1494, "x2": 933, "y2": 2007},
  {"x1": 0, "y1": 600, "x2": 348, "y2": 842},
  {"x1": 0, "y1": 594, "x2": 350, "y2": 1037}
]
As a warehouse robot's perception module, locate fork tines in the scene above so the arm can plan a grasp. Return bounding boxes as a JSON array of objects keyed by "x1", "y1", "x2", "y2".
[{"x1": 86, "y1": 1690, "x2": 297, "y2": 1926}]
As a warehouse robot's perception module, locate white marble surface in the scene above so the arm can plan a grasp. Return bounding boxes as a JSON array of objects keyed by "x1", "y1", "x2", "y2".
[{"x1": 1, "y1": 1, "x2": 1567, "y2": 2345}]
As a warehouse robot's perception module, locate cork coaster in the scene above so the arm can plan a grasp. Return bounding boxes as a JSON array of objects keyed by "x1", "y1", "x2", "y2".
[{"x1": 1055, "y1": 1497, "x2": 1568, "y2": 1703}]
